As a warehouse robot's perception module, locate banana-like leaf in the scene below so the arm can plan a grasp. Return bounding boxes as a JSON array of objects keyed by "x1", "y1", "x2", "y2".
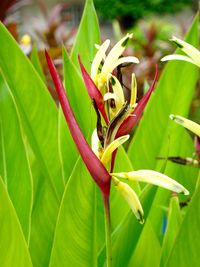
[
  {"x1": 165, "y1": 176, "x2": 200, "y2": 267},
  {"x1": 70, "y1": 0, "x2": 100, "y2": 71},
  {"x1": 31, "y1": 44, "x2": 46, "y2": 83},
  {"x1": 128, "y1": 14, "x2": 199, "y2": 171},
  {"x1": 0, "y1": 72, "x2": 32, "y2": 242},
  {"x1": 160, "y1": 196, "x2": 182, "y2": 266},
  {"x1": 0, "y1": 176, "x2": 33, "y2": 267},
  {"x1": 98, "y1": 185, "x2": 157, "y2": 267},
  {"x1": 128, "y1": 219, "x2": 161, "y2": 267},
  {"x1": 0, "y1": 22, "x2": 64, "y2": 199},
  {"x1": 111, "y1": 15, "x2": 199, "y2": 265},
  {"x1": 49, "y1": 157, "x2": 100, "y2": 267},
  {"x1": 49, "y1": 146, "x2": 139, "y2": 267},
  {"x1": 28, "y1": 157, "x2": 60, "y2": 267}
]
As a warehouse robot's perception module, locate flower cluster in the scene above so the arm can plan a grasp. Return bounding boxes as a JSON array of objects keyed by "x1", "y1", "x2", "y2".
[{"x1": 46, "y1": 34, "x2": 189, "y2": 224}]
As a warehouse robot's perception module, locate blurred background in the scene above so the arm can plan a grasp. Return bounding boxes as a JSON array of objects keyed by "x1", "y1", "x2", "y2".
[{"x1": 0, "y1": 0, "x2": 199, "y2": 119}]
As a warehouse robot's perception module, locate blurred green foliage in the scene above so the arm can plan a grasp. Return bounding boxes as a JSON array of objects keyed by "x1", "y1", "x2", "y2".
[{"x1": 94, "y1": 0, "x2": 192, "y2": 29}]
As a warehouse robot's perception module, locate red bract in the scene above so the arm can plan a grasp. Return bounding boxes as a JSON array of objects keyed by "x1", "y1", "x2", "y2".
[
  {"x1": 45, "y1": 51, "x2": 111, "y2": 195},
  {"x1": 116, "y1": 64, "x2": 158, "y2": 138},
  {"x1": 78, "y1": 55, "x2": 109, "y2": 125}
]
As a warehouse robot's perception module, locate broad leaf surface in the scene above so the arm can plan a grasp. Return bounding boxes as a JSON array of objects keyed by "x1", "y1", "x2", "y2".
[
  {"x1": 160, "y1": 196, "x2": 182, "y2": 266},
  {"x1": 165, "y1": 176, "x2": 200, "y2": 267},
  {"x1": 0, "y1": 177, "x2": 33, "y2": 267},
  {"x1": 0, "y1": 72, "x2": 32, "y2": 241},
  {"x1": 0, "y1": 23, "x2": 64, "y2": 199},
  {"x1": 70, "y1": 0, "x2": 100, "y2": 71}
]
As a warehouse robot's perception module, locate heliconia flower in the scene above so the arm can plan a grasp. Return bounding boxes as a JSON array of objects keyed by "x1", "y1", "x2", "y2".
[
  {"x1": 161, "y1": 36, "x2": 200, "y2": 68},
  {"x1": 45, "y1": 50, "x2": 111, "y2": 195},
  {"x1": 170, "y1": 114, "x2": 200, "y2": 138},
  {"x1": 116, "y1": 65, "x2": 158, "y2": 137},
  {"x1": 112, "y1": 176, "x2": 144, "y2": 224},
  {"x1": 46, "y1": 49, "x2": 189, "y2": 226},
  {"x1": 91, "y1": 33, "x2": 139, "y2": 91},
  {"x1": 111, "y1": 170, "x2": 189, "y2": 195}
]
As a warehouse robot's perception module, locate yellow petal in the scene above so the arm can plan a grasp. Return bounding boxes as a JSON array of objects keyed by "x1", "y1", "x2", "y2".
[
  {"x1": 170, "y1": 114, "x2": 200, "y2": 138},
  {"x1": 101, "y1": 135, "x2": 129, "y2": 166},
  {"x1": 91, "y1": 39, "x2": 110, "y2": 81},
  {"x1": 111, "y1": 56, "x2": 139, "y2": 70},
  {"x1": 91, "y1": 129, "x2": 100, "y2": 157},
  {"x1": 130, "y1": 73, "x2": 137, "y2": 108},
  {"x1": 161, "y1": 55, "x2": 197, "y2": 66},
  {"x1": 170, "y1": 36, "x2": 200, "y2": 67},
  {"x1": 104, "y1": 92, "x2": 117, "y2": 101},
  {"x1": 101, "y1": 33, "x2": 133, "y2": 76},
  {"x1": 111, "y1": 170, "x2": 189, "y2": 195},
  {"x1": 108, "y1": 74, "x2": 125, "y2": 110},
  {"x1": 112, "y1": 177, "x2": 144, "y2": 224}
]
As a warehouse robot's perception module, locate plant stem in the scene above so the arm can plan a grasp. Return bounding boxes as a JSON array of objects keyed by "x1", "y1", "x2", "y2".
[{"x1": 103, "y1": 193, "x2": 112, "y2": 267}]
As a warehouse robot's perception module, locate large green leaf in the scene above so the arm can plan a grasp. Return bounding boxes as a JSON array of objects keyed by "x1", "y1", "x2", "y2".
[
  {"x1": 128, "y1": 14, "x2": 199, "y2": 171},
  {"x1": 70, "y1": 0, "x2": 100, "y2": 71},
  {"x1": 127, "y1": 13, "x2": 199, "y2": 247},
  {"x1": 0, "y1": 72, "x2": 32, "y2": 242},
  {"x1": 49, "y1": 146, "x2": 140, "y2": 267},
  {"x1": 160, "y1": 196, "x2": 182, "y2": 266},
  {"x1": 0, "y1": 23, "x2": 64, "y2": 199},
  {"x1": 31, "y1": 44, "x2": 46, "y2": 83},
  {"x1": 165, "y1": 176, "x2": 200, "y2": 267},
  {"x1": 102, "y1": 185, "x2": 157, "y2": 267},
  {"x1": 28, "y1": 157, "x2": 60, "y2": 267},
  {"x1": 49, "y1": 157, "x2": 99, "y2": 267},
  {"x1": 128, "y1": 219, "x2": 161, "y2": 267},
  {"x1": 0, "y1": 176, "x2": 33, "y2": 267}
]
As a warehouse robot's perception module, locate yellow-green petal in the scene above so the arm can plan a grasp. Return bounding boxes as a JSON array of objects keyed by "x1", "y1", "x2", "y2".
[
  {"x1": 108, "y1": 74, "x2": 125, "y2": 109},
  {"x1": 170, "y1": 36, "x2": 200, "y2": 67},
  {"x1": 101, "y1": 135, "x2": 129, "y2": 166},
  {"x1": 130, "y1": 73, "x2": 137, "y2": 108},
  {"x1": 101, "y1": 33, "x2": 133, "y2": 76},
  {"x1": 112, "y1": 177, "x2": 144, "y2": 224},
  {"x1": 91, "y1": 129, "x2": 100, "y2": 157},
  {"x1": 91, "y1": 39, "x2": 110, "y2": 81},
  {"x1": 161, "y1": 54, "x2": 197, "y2": 66},
  {"x1": 111, "y1": 56, "x2": 139, "y2": 71},
  {"x1": 170, "y1": 114, "x2": 200, "y2": 138},
  {"x1": 111, "y1": 170, "x2": 189, "y2": 195}
]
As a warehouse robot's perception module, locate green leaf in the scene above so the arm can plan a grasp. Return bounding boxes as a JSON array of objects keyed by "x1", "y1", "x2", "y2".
[
  {"x1": 128, "y1": 219, "x2": 161, "y2": 267},
  {"x1": 128, "y1": 14, "x2": 199, "y2": 171},
  {"x1": 104, "y1": 185, "x2": 157, "y2": 267},
  {"x1": 0, "y1": 22, "x2": 64, "y2": 199},
  {"x1": 49, "y1": 157, "x2": 100, "y2": 267},
  {"x1": 28, "y1": 158, "x2": 60, "y2": 267},
  {"x1": 0, "y1": 176, "x2": 33, "y2": 267},
  {"x1": 31, "y1": 44, "x2": 46, "y2": 83},
  {"x1": 70, "y1": 0, "x2": 100, "y2": 71},
  {"x1": 160, "y1": 196, "x2": 182, "y2": 266},
  {"x1": 0, "y1": 72, "x2": 32, "y2": 242},
  {"x1": 98, "y1": 186, "x2": 156, "y2": 267},
  {"x1": 165, "y1": 176, "x2": 200, "y2": 267},
  {"x1": 127, "y1": 13, "x2": 199, "y2": 245}
]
